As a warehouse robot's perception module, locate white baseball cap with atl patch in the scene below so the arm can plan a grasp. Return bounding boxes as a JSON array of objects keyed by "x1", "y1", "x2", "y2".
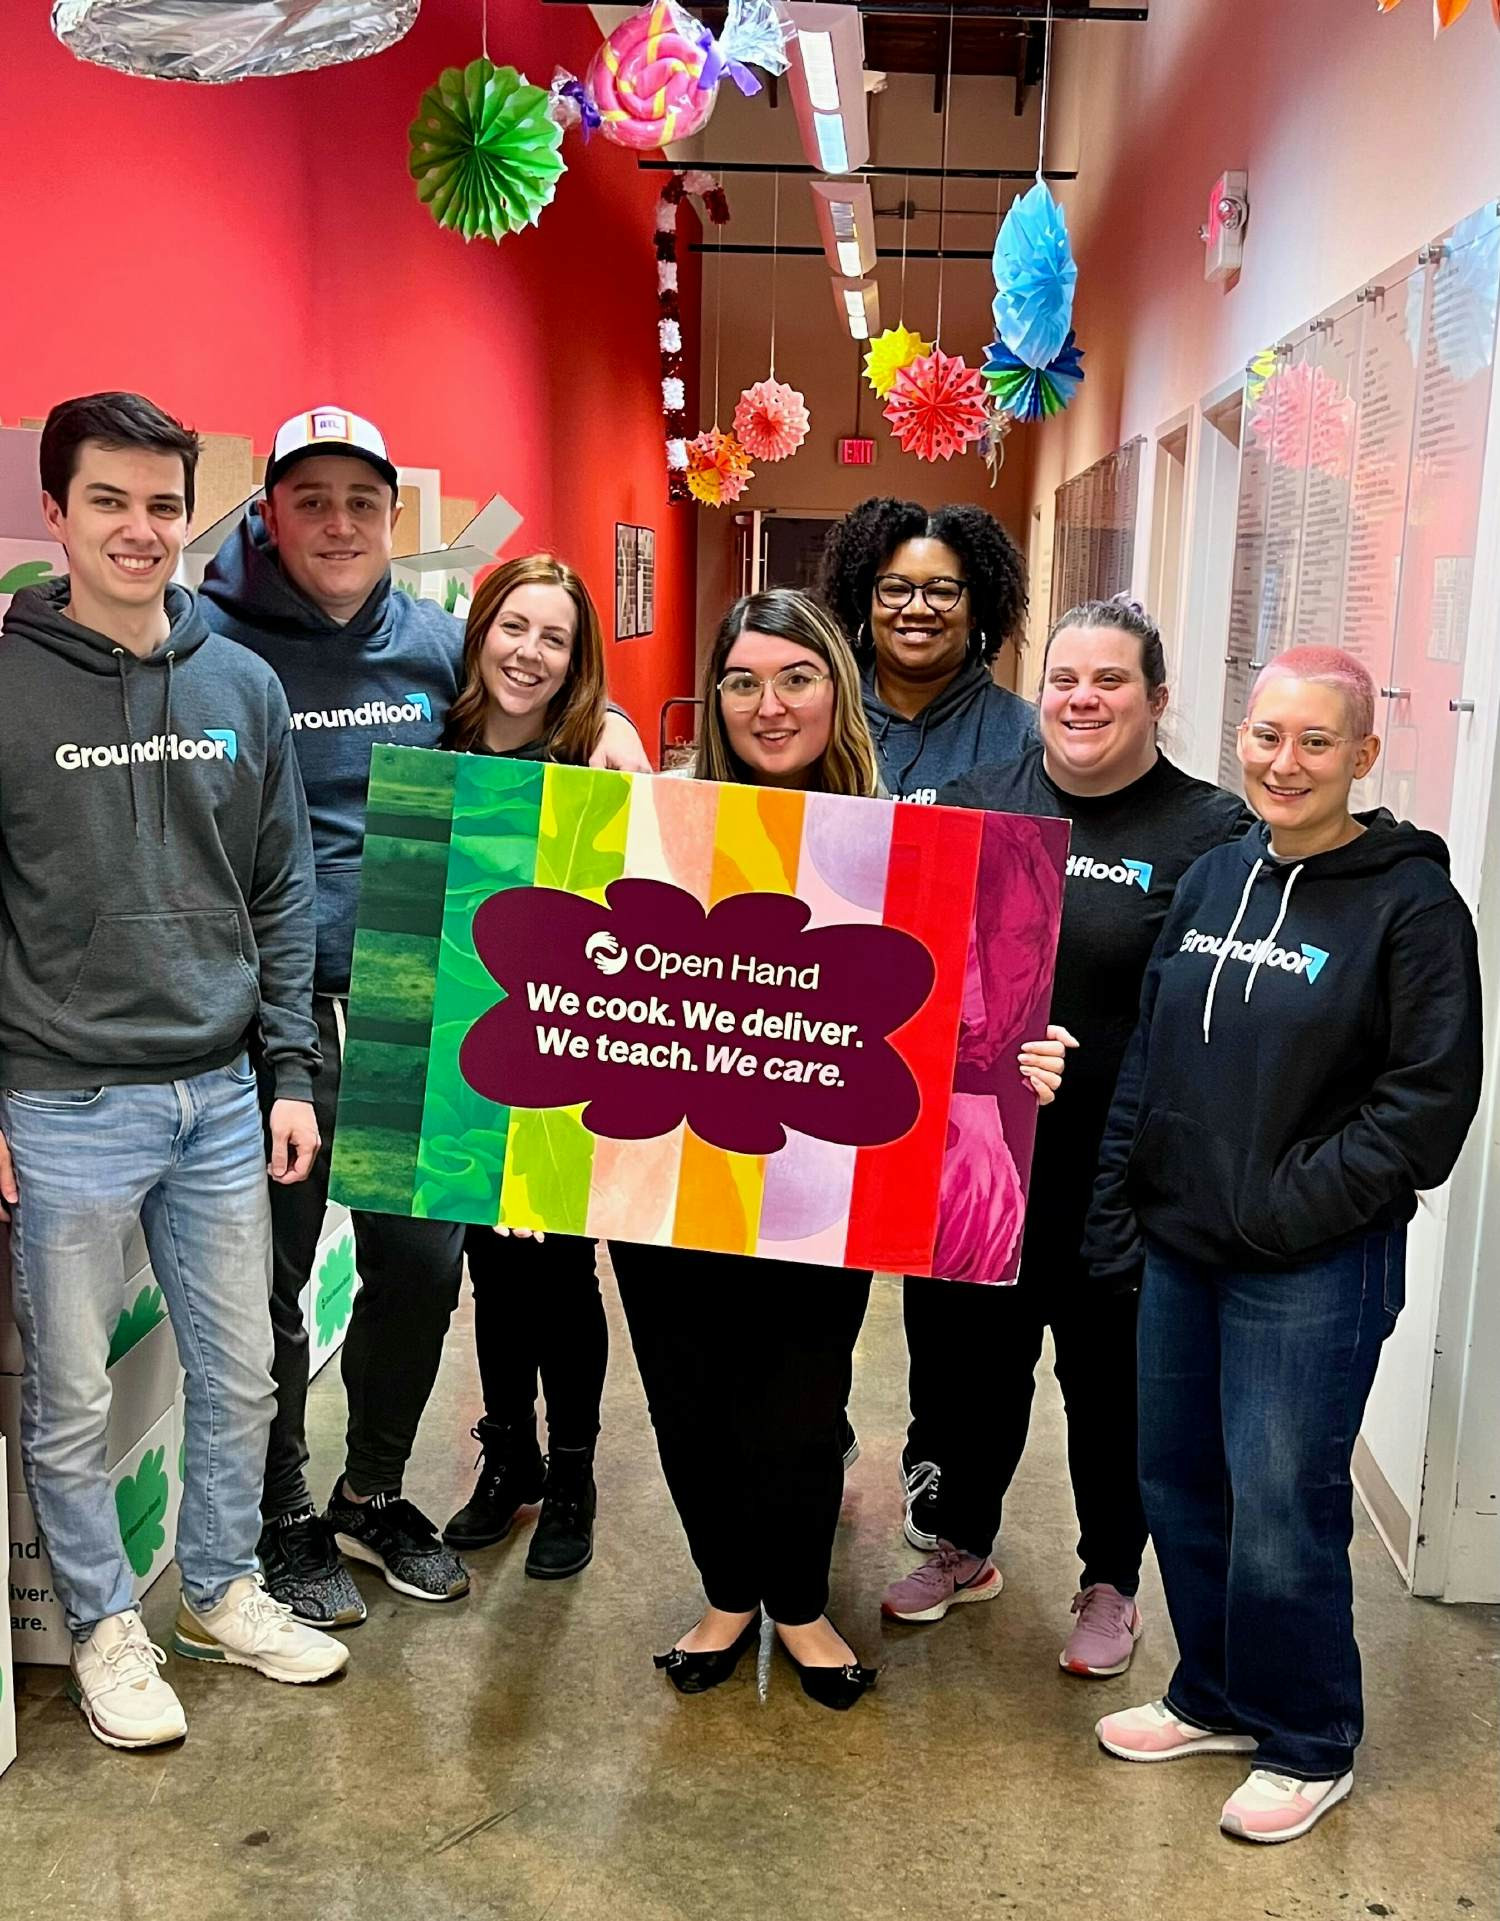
[{"x1": 264, "y1": 406, "x2": 399, "y2": 493}]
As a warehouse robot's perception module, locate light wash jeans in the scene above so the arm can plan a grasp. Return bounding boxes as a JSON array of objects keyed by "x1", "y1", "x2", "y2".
[{"x1": 1, "y1": 1059, "x2": 275, "y2": 1637}]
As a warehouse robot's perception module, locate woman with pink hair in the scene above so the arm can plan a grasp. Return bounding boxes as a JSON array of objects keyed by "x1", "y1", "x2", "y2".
[{"x1": 1088, "y1": 645, "x2": 1482, "y2": 1844}]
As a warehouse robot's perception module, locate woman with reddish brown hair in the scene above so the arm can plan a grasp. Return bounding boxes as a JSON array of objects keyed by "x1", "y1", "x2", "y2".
[{"x1": 440, "y1": 553, "x2": 618, "y2": 1584}]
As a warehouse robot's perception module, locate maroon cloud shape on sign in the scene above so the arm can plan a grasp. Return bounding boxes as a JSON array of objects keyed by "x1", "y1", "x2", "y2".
[{"x1": 460, "y1": 877, "x2": 935, "y2": 1156}]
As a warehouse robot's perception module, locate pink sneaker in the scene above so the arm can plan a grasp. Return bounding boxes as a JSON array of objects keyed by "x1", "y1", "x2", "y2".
[
  {"x1": 1096, "y1": 1698, "x2": 1257, "y2": 1763},
  {"x1": 1060, "y1": 1583, "x2": 1143, "y2": 1676},
  {"x1": 1220, "y1": 1769, "x2": 1353, "y2": 1843},
  {"x1": 881, "y1": 1543, "x2": 1002, "y2": 1623}
]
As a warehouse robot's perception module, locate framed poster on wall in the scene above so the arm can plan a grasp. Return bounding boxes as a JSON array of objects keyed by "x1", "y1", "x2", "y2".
[{"x1": 614, "y1": 523, "x2": 655, "y2": 640}]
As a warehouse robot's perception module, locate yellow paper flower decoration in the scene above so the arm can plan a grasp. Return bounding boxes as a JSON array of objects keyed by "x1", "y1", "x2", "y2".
[
  {"x1": 686, "y1": 429, "x2": 754, "y2": 507},
  {"x1": 863, "y1": 325, "x2": 934, "y2": 399}
]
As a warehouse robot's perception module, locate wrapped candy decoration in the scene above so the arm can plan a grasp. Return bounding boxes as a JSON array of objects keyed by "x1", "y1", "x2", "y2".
[
  {"x1": 409, "y1": 60, "x2": 565, "y2": 243},
  {"x1": 981, "y1": 331, "x2": 1085, "y2": 423},
  {"x1": 991, "y1": 180, "x2": 1078, "y2": 373},
  {"x1": 585, "y1": 0, "x2": 790, "y2": 153},
  {"x1": 733, "y1": 380, "x2": 810, "y2": 462},
  {"x1": 687, "y1": 429, "x2": 754, "y2": 507},
  {"x1": 884, "y1": 349, "x2": 990, "y2": 463}
]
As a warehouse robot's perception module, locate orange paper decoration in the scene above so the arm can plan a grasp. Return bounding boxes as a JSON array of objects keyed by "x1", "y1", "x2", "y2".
[{"x1": 686, "y1": 428, "x2": 754, "y2": 506}]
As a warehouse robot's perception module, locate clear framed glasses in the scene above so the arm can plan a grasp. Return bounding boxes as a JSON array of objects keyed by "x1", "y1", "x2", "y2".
[
  {"x1": 1239, "y1": 721, "x2": 1348, "y2": 762},
  {"x1": 874, "y1": 574, "x2": 969, "y2": 614},
  {"x1": 717, "y1": 666, "x2": 830, "y2": 709}
]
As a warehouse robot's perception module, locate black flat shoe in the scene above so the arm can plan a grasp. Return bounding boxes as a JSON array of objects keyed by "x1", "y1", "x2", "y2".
[
  {"x1": 778, "y1": 1625, "x2": 878, "y2": 1711},
  {"x1": 653, "y1": 1613, "x2": 761, "y2": 1695}
]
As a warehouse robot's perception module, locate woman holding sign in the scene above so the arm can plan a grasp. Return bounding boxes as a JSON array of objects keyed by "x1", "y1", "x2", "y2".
[
  {"x1": 610, "y1": 588, "x2": 1071, "y2": 1710},
  {"x1": 439, "y1": 554, "x2": 618, "y2": 1583}
]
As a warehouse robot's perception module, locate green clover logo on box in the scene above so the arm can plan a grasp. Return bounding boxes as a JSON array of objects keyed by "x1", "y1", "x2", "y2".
[
  {"x1": 115, "y1": 1446, "x2": 170, "y2": 1577},
  {"x1": 107, "y1": 1283, "x2": 167, "y2": 1366},
  {"x1": 315, "y1": 1237, "x2": 357, "y2": 1347}
]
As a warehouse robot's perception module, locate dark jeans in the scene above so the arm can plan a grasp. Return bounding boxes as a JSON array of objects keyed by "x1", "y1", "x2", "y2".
[
  {"x1": 611, "y1": 1242, "x2": 871, "y2": 1626},
  {"x1": 464, "y1": 1227, "x2": 608, "y2": 1449},
  {"x1": 903, "y1": 1253, "x2": 1147, "y2": 1588},
  {"x1": 257, "y1": 996, "x2": 465, "y2": 1519},
  {"x1": 1138, "y1": 1227, "x2": 1405, "y2": 1781}
]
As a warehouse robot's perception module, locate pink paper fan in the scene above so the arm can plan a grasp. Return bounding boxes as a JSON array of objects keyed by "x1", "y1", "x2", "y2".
[
  {"x1": 883, "y1": 349, "x2": 990, "y2": 463},
  {"x1": 732, "y1": 378, "x2": 810, "y2": 462}
]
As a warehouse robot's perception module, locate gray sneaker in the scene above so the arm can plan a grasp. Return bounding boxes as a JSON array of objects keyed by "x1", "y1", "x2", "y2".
[
  {"x1": 325, "y1": 1484, "x2": 470, "y2": 1602},
  {"x1": 258, "y1": 1509, "x2": 367, "y2": 1628}
]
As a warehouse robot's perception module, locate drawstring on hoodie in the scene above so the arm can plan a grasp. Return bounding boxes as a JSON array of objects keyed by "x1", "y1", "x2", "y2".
[
  {"x1": 161, "y1": 651, "x2": 176, "y2": 844},
  {"x1": 1200, "y1": 857, "x2": 1306, "y2": 1041},
  {"x1": 112, "y1": 648, "x2": 142, "y2": 841}
]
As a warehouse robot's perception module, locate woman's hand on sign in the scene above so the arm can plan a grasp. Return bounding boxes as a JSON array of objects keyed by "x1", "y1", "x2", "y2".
[
  {"x1": 1018, "y1": 1025, "x2": 1079, "y2": 1106},
  {"x1": 493, "y1": 1224, "x2": 547, "y2": 1243}
]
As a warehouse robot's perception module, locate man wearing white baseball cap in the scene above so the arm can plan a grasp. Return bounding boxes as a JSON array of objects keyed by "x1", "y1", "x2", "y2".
[{"x1": 202, "y1": 405, "x2": 649, "y2": 1629}]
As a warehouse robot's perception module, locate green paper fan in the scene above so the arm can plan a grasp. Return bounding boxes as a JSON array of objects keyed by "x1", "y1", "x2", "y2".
[{"x1": 409, "y1": 59, "x2": 565, "y2": 243}]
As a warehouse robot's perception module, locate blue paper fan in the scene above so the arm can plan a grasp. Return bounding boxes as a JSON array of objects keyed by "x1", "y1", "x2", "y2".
[
  {"x1": 991, "y1": 180, "x2": 1078, "y2": 371},
  {"x1": 981, "y1": 331, "x2": 1085, "y2": 422}
]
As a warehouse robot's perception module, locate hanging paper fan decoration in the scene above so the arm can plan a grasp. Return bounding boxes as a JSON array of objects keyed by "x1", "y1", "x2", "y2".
[
  {"x1": 883, "y1": 349, "x2": 990, "y2": 463},
  {"x1": 51, "y1": 0, "x2": 419, "y2": 81},
  {"x1": 981, "y1": 331, "x2": 1086, "y2": 424},
  {"x1": 409, "y1": 60, "x2": 565, "y2": 243},
  {"x1": 733, "y1": 380, "x2": 810, "y2": 462},
  {"x1": 991, "y1": 180, "x2": 1078, "y2": 372},
  {"x1": 1375, "y1": 0, "x2": 1483, "y2": 32},
  {"x1": 863, "y1": 325, "x2": 934, "y2": 400},
  {"x1": 687, "y1": 429, "x2": 754, "y2": 506}
]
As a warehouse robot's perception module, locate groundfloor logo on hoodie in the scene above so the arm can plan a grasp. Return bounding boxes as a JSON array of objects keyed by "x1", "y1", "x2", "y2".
[
  {"x1": 54, "y1": 729, "x2": 239, "y2": 771},
  {"x1": 1181, "y1": 929, "x2": 1330, "y2": 982},
  {"x1": 290, "y1": 692, "x2": 433, "y2": 731},
  {"x1": 1067, "y1": 853, "x2": 1154, "y2": 892}
]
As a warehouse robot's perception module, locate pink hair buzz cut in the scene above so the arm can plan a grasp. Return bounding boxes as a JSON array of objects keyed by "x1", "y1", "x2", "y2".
[{"x1": 1249, "y1": 646, "x2": 1376, "y2": 738}]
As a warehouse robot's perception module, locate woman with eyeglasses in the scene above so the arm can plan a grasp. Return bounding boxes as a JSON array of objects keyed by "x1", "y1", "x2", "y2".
[
  {"x1": 609, "y1": 587, "x2": 1071, "y2": 1711},
  {"x1": 1087, "y1": 645, "x2": 1481, "y2": 1845},
  {"x1": 819, "y1": 497, "x2": 1036, "y2": 804}
]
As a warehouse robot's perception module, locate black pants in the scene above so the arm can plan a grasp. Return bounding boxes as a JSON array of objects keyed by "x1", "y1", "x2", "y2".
[
  {"x1": 464, "y1": 1227, "x2": 608, "y2": 1449},
  {"x1": 903, "y1": 1241, "x2": 1146, "y2": 1591},
  {"x1": 257, "y1": 996, "x2": 465, "y2": 1519},
  {"x1": 612, "y1": 1242, "x2": 871, "y2": 1626}
]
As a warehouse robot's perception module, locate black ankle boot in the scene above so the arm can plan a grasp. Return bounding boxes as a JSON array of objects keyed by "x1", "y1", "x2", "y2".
[
  {"x1": 443, "y1": 1418, "x2": 546, "y2": 1550},
  {"x1": 525, "y1": 1444, "x2": 597, "y2": 1580}
]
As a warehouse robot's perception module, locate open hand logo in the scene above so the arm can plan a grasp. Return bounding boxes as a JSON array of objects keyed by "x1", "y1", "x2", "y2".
[
  {"x1": 115, "y1": 1447, "x2": 170, "y2": 1577},
  {"x1": 316, "y1": 1236, "x2": 357, "y2": 1346},
  {"x1": 585, "y1": 931, "x2": 627, "y2": 976}
]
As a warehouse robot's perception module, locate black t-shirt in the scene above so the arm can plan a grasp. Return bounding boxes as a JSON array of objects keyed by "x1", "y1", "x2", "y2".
[{"x1": 940, "y1": 747, "x2": 1253, "y2": 1236}]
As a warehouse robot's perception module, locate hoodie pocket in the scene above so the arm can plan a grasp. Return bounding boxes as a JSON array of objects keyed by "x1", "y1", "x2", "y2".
[
  {"x1": 46, "y1": 911, "x2": 258, "y2": 1065},
  {"x1": 1128, "y1": 1108, "x2": 1286, "y2": 1266}
]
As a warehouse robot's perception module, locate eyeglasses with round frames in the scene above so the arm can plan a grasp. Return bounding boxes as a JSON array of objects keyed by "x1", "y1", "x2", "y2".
[
  {"x1": 1239, "y1": 721, "x2": 1349, "y2": 762},
  {"x1": 874, "y1": 574, "x2": 969, "y2": 614},
  {"x1": 717, "y1": 666, "x2": 831, "y2": 709}
]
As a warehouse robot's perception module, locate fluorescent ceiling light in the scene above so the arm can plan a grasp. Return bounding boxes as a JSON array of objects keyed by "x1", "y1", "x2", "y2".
[
  {"x1": 831, "y1": 274, "x2": 881, "y2": 342},
  {"x1": 836, "y1": 239, "x2": 863, "y2": 276},
  {"x1": 786, "y1": 5, "x2": 868, "y2": 175},
  {"x1": 810, "y1": 179, "x2": 878, "y2": 279}
]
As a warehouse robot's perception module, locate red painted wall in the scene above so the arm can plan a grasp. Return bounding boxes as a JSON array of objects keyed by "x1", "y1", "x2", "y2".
[{"x1": 0, "y1": 0, "x2": 699, "y2": 753}]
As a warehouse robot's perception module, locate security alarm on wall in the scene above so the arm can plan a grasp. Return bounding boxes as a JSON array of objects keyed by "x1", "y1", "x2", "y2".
[{"x1": 1200, "y1": 171, "x2": 1249, "y2": 282}]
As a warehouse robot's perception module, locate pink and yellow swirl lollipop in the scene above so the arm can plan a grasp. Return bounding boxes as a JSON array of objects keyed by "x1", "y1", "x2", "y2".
[{"x1": 586, "y1": 2, "x2": 719, "y2": 152}]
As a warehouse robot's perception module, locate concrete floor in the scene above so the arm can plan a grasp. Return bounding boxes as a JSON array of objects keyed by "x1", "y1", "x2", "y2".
[{"x1": 3, "y1": 1268, "x2": 1497, "y2": 1921}]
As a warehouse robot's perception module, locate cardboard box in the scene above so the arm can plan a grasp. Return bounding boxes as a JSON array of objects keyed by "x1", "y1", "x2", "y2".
[
  {"x1": 0, "y1": 1313, "x2": 181, "y2": 1473},
  {"x1": 8, "y1": 1405, "x2": 183, "y2": 1667},
  {"x1": 0, "y1": 1439, "x2": 16, "y2": 1776},
  {"x1": 299, "y1": 1221, "x2": 358, "y2": 1382}
]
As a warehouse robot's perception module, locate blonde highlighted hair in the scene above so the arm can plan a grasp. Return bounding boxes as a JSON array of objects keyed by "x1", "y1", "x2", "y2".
[
  {"x1": 695, "y1": 589, "x2": 880, "y2": 797},
  {"x1": 443, "y1": 553, "x2": 607, "y2": 764}
]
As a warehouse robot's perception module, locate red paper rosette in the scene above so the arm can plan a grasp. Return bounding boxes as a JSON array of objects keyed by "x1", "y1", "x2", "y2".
[
  {"x1": 686, "y1": 429, "x2": 754, "y2": 507},
  {"x1": 883, "y1": 348, "x2": 990, "y2": 463},
  {"x1": 732, "y1": 379, "x2": 810, "y2": 463}
]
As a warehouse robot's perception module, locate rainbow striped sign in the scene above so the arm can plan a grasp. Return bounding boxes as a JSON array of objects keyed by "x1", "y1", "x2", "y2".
[{"x1": 331, "y1": 748, "x2": 1068, "y2": 1282}]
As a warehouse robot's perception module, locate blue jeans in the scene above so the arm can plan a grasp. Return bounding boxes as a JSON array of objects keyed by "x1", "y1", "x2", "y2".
[
  {"x1": 2, "y1": 1062, "x2": 275, "y2": 1637},
  {"x1": 1137, "y1": 1228, "x2": 1404, "y2": 1780}
]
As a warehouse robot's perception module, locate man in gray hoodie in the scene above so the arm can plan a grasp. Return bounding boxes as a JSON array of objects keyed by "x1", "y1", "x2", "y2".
[{"x1": 0, "y1": 392, "x2": 347, "y2": 1750}]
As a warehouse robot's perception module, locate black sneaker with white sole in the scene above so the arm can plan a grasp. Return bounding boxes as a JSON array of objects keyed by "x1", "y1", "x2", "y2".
[
  {"x1": 900, "y1": 1449, "x2": 942, "y2": 1551},
  {"x1": 258, "y1": 1508, "x2": 367, "y2": 1628},
  {"x1": 324, "y1": 1484, "x2": 470, "y2": 1602}
]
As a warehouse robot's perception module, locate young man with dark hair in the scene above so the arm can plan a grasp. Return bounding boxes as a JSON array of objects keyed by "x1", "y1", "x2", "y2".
[
  {"x1": 0, "y1": 392, "x2": 348, "y2": 1750},
  {"x1": 201, "y1": 407, "x2": 651, "y2": 1625}
]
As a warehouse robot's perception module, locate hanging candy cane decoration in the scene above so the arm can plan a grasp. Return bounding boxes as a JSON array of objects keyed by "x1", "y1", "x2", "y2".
[{"x1": 657, "y1": 167, "x2": 731, "y2": 504}]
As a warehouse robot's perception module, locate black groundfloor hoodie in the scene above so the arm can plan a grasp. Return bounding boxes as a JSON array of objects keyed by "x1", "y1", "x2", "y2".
[
  {"x1": 1083, "y1": 812, "x2": 1483, "y2": 1276},
  {"x1": 0, "y1": 579, "x2": 320, "y2": 1097}
]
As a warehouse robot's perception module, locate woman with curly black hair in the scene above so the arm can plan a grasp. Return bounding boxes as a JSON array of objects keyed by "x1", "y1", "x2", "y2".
[{"x1": 817, "y1": 497, "x2": 1036, "y2": 801}]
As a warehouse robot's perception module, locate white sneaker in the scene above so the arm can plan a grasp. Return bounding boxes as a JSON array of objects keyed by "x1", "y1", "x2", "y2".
[
  {"x1": 174, "y1": 1574, "x2": 349, "y2": 1683},
  {"x1": 1220, "y1": 1768, "x2": 1354, "y2": 1843},
  {"x1": 1096, "y1": 1697, "x2": 1257, "y2": 1762},
  {"x1": 68, "y1": 1610, "x2": 187, "y2": 1750}
]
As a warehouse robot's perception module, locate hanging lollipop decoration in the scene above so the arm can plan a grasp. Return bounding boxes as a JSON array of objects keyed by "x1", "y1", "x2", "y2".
[
  {"x1": 882, "y1": 22, "x2": 988, "y2": 462},
  {"x1": 982, "y1": 2, "x2": 1086, "y2": 425},
  {"x1": 409, "y1": 6, "x2": 565, "y2": 247},
  {"x1": 863, "y1": 175, "x2": 933, "y2": 398},
  {"x1": 733, "y1": 178, "x2": 811, "y2": 462},
  {"x1": 552, "y1": 0, "x2": 792, "y2": 153}
]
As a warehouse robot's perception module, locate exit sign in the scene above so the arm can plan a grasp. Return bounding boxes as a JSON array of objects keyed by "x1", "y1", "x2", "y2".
[{"x1": 838, "y1": 436, "x2": 876, "y2": 466}]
